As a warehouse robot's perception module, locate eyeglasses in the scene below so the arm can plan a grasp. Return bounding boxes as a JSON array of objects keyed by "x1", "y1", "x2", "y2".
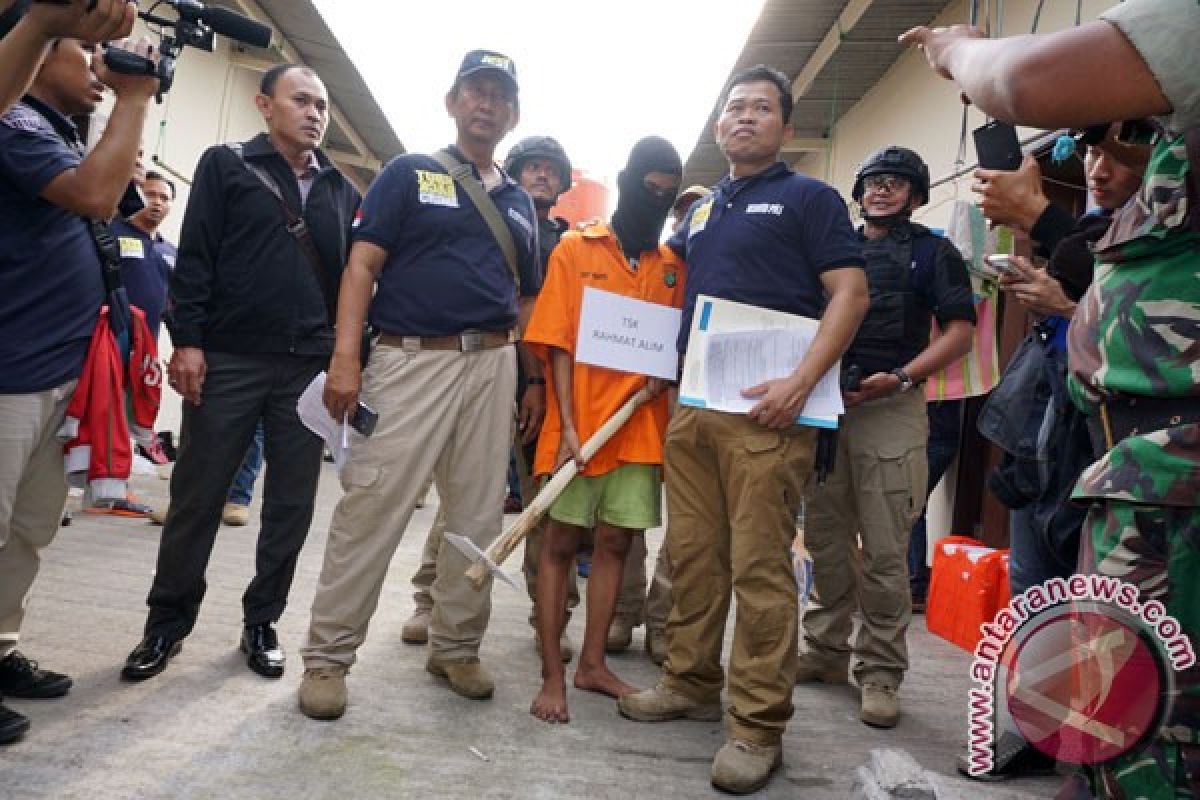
[
  {"x1": 460, "y1": 83, "x2": 516, "y2": 107},
  {"x1": 863, "y1": 174, "x2": 910, "y2": 193}
]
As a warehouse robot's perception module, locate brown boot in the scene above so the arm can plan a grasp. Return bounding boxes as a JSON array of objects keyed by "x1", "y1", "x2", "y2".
[
  {"x1": 617, "y1": 683, "x2": 722, "y2": 722},
  {"x1": 794, "y1": 653, "x2": 848, "y2": 685},
  {"x1": 644, "y1": 628, "x2": 668, "y2": 666},
  {"x1": 606, "y1": 616, "x2": 634, "y2": 653},
  {"x1": 426, "y1": 657, "x2": 494, "y2": 699},
  {"x1": 401, "y1": 608, "x2": 431, "y2": 645},
  {"x1": 711, "y1": 739, "x2": 782, "y2": 794},
  {"x1": 860, "y1": 680, "x2": 899, "y2": 728},
  {"x1": 298, "y1": 666, "x2": 347, "y2": 720}
]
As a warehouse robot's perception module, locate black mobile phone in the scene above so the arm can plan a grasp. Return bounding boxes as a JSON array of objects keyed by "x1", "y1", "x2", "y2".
[
  {"x1": 349, "y1": 401, "x2": 378, "y2": 437},
  {"x1": 973, "y1": 121, "x2": 1023, "y2": 171}
]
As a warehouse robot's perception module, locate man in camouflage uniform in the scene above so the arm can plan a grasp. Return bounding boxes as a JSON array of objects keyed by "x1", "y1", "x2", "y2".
[{"x1": 904, "y1": 1, "x2": 1199, "y2": 795}]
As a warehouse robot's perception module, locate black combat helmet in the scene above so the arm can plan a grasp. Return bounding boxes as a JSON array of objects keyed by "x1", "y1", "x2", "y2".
[
  {"x1": 852, "y1": 145, "x2": 930, "y2": 207},
  {"x1": 503, "y1": 136, "x2": 573, "y2": 193}
]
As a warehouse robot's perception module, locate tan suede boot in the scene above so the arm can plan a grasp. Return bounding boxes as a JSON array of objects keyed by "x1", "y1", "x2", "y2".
[
  {"x1": 298, "y1": 666, "x2": 347, "y2": 720},
  {"x1": 426, "y1": 657, "x2": 494, "y2": 699},
  {"x1": 711, "y1": 739, "x2": 783, "y2": 794},
  {"x1": 617, "y1": 682, "x2": 722, "y2": 722}
]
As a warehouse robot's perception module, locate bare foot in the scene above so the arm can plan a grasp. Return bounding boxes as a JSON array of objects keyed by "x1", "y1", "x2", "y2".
[
  {"x1": 530, "y1": 675, "x2": 570, "y2": 724},
  {"x1": 573, "y1": 662, "x2": 637, "y2": 699}
]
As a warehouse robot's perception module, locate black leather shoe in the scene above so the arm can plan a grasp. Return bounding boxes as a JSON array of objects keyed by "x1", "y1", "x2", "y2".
[
  {"x1": 240, "y1": 624, "x2": 285, "y2": 678},
  {"x1": 0, "y1": 651, "x2": 72, "y2": 698},
  {"x1": 0, "y1": 700, "x2": 30, "y2": 745},
  {"x1": 121, "y1": 635, "x2": 182, "y2": 682}
]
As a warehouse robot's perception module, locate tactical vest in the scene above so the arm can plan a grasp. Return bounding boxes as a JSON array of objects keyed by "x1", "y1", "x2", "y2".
[{"x1": 844, "y1": 222, "x2": 937, "y2": 375}]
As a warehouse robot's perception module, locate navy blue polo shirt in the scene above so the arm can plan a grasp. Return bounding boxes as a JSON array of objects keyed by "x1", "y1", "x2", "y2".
[
  {"x1": 667, "y1": 161, "x2": 864, "y2": 353},
  {"x1": 0, "y1": 98, "x2": 104, "y2": 393},
  {"x1": 111, "y1": 218, "x2": 175, "y2": 338},
  {"x1": 355, "y1": 146, "x2": 539, "y2": 337}
]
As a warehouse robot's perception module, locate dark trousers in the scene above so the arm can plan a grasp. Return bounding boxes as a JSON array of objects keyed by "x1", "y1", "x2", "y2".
[
  {"x1": 144, "y1": 351, "x2": 325, "y2": 639},
  {"x1": 907, "y1": 399, "x2": 964, "y2": 598}
]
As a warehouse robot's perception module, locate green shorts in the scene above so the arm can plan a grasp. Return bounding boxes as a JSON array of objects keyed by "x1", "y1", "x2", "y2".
[{"x1": 547, "y1": 463, "x2": 662, "y2": 531}]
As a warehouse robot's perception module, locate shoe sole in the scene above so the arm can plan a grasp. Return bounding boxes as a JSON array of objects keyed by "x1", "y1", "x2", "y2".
[
  {"x1": 2, "y1": 676, "x2": 73, "y2": 698},
  {"x1": 120, "y1": 641, "x2": 182, "y2": 682},
  {"x1": 617, "y1": 700, "x2": 723, "y2": 723},
  {"x1": 84, "y1": 508, "x2": 149, "y2": 518},
  {"x1": 425, "y1": 663, "x2": 494, "y2": 700},
  {"x1": 860, "y1": 710, "x2": 899, "y2": 729},
  {"x1": 0, "y1": 717, "x2": 30, "y2": 745},
  {"x1": 298, "y1": 696, "x2": 346, "y2": 721},
  {"x1": 711, "y1": 752, "x2": 782, "y2": 795}
]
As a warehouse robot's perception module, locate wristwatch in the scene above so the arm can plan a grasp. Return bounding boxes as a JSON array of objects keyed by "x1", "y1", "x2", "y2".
[
  {"x1": 526, "y1": 377, "x2": 546, "y2": 386},
  {"x1": 890, "y1": 368, "x2": 915, "y2": 393}
]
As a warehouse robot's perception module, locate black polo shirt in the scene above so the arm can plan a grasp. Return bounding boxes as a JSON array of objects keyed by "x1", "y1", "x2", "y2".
[
  {"x1": 0, "y1": 98, "x2": 103, "y2": 393},
  {"x1": 355, "y1": 145, "x2": 540, "y2": 337},
  {"x1": 111, "y1": 218, "x2": 175, "y2": 338},
  {"x1": 667, "y1": 161, "x2": 864, "y2": 353}
]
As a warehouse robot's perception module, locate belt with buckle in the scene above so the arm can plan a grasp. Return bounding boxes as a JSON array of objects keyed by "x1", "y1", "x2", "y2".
[
  {"x1": 377, "y1": 330, "x2": 516, "y2": 353},
  {"x1": 1087, "y1": 393, "x2": 1200, "y2": 451}
]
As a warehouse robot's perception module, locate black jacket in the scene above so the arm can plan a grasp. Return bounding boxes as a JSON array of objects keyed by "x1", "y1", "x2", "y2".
[{"x1": 166, "y1": 133, "x2": 361, "y2": 355}]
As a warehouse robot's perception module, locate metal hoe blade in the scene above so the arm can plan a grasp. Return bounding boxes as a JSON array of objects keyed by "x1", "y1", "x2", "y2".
[{"x1": 443, "y1": 532, "x2": 521, "y2": 591}]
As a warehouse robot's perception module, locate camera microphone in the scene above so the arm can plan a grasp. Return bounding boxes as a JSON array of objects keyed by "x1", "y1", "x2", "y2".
[{"x1": 167, "y1": 0, "x2": 272, "y2": 49}]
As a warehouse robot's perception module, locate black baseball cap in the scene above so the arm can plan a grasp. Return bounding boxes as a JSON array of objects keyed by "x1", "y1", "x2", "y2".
[{"x1": 456, "y1": 49, "x2": 518, "y2": 95}]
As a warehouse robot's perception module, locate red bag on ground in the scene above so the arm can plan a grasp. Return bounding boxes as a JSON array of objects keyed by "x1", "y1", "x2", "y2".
[{"x1": 926, "y1": 535, "x2": 1011, "y2": 653}]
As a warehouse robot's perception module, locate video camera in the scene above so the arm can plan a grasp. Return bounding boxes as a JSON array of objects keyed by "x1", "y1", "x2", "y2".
[{"x1": 100, "y1": 0, "x2": 272, "y2": 101}]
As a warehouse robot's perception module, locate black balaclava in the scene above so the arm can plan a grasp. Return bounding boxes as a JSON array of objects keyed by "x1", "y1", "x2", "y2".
[{"x1": 610, "y1": 136, "x2": 682, "y2": 261}]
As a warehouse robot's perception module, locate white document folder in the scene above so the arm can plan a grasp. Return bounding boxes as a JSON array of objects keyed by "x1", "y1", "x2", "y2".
[{"x1": 678, "y1": 295, "x2": 843, "y2": 429}]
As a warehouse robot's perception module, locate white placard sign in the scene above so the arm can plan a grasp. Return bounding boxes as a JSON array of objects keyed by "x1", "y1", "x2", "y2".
[{"x1": 574, "y1": 287, "x2": 682, "y2": 380}]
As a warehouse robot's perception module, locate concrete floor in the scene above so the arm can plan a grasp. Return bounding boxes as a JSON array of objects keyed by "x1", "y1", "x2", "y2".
[{"x1": 1, "y1": 464, "x2": 1060, "y2": 799}]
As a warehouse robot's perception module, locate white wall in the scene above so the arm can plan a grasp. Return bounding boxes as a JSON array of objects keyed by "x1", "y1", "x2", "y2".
[{"x1": 804, "y1": 0, "x2": 1110, "y2": 230}]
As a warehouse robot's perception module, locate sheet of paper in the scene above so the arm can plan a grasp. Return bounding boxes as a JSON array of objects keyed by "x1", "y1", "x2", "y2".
[
  {"x1": 703, "y1": 330, "x2": 844, "y2": 421},
  {"x1": 574, "y1": 287, "x2": 681, "y2": 380},
  {"x1": 296, "y1": 371, "x2": 347, "y2": 471},
  {"x1": 679, "y1": 295, "x2": 843, "y2": 428}
]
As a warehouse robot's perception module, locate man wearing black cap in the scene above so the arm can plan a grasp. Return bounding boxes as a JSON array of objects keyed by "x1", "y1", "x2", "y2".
[
  {"x1": 399, "y1": 135, "x2": 574, "y2": 656},
  {"x1": 299, "y1": 50, "x2": 539, "y2": 719}
]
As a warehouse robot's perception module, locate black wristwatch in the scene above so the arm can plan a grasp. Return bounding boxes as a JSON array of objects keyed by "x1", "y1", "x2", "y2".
[
  {"x1": 526, "y1": 377, "x2": 546, "y2": 386},
  {"x1": 890, "y1": 368, "x2": 915, "y2": 393}
]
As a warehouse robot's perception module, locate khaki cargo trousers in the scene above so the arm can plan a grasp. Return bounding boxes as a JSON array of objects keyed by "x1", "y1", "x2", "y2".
[
  {"x1": 660, "y1": 407, "x2": 815, "y2": 746},
  {"x1": 802, "y1": 389, "x2": 928, "y2": 688},
  {"x1": 0, "y1": 382, "x2": 74, "y2": 659},
  {"x1": 302, "y1": 341, "x2": 515, "y2": 668}
]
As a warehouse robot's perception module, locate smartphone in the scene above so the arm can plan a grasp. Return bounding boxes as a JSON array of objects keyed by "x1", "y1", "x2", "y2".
[
  {"x1": 985, "y1": 254, "x2": 1016, "y2": 274},
  {"x1": 973, "y1": 121, "x2": 1023, "y2": 171},
  {"x1": 349, "y1": 401, "x2": 378, "y2": 437}
]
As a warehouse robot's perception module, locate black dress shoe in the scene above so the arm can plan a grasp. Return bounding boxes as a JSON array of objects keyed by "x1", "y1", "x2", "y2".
[
  {"x1": 0, "y1": 651, "x2": 72, "y2": 698},
  {"x1": 0, "y1": 700, "x2": 30, "y2": 745},
  {"x1": 121, "y1": 635, "x2": 182, "y2": 682},
  {"x1": 240, "y1": 624, "x2": 285, "y2": 678}
]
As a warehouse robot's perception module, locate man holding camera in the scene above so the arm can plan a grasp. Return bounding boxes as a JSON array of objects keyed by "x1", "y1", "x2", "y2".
[
  {"x1": 299, "y1": 50, "x2": 538, "y2": 720},
  {"x1": 0, "y1": 2, "x2": 156, "y2": 743},
  {"x1": 121, "y1": 63, "x2": 361, "y2": 683},
  {"x1": 798, "y1": 146, "x2": 974, "y2": 730},
  {"x1": 0, "y1": 0, "x2": 135, "y2": 115}
]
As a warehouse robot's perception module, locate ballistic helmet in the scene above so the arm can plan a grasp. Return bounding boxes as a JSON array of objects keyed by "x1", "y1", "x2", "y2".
[
  {"x1": 852, "y1": 146, "x2": 930, "y2": 206},
  {"x1": 504, "y1": 136, "x2": 573, "y2": 193}
]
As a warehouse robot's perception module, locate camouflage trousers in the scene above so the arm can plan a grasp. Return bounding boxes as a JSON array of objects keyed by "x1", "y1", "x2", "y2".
[{"x1": 1075, "y1": 500, "x2": 1200, "y2": 798}]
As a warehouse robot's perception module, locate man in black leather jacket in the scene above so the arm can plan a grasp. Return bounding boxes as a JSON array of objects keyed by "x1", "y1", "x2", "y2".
[{"x1": 121, "y1": 63, "x2": 361, "y2": 684}]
